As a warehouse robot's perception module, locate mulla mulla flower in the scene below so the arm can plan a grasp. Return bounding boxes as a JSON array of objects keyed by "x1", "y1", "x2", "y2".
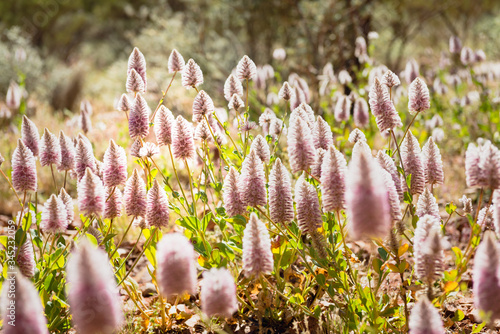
[
  {"x1": 129, "y1": 93, "x2": 149, "y2": 139},
  {"x1": 348, "y1": 128, "x2": 366, "y2": 144},
  {"x1": 313, "y1": 116, "x2": 333, "y2": 150},
  {"x1": 200, "y1": 268, "x2": 238, "y2": 318},
  {"x1": 236, "y1": 55, "x2": 257, "y2": 81},
  {"x1": 321, "y1": 145, "x2": 347, "y2": 213},
  {"x1": 154, "y1": 105, "x2": 175, "y2": 146},
  {"x1": 242, "y1": 213, "x2": 274, "y2": 278},
  {"x1": 12, "y1": 139, "x2": 37, "y2": 193},
  {"x1": 224, "y1": 74, "x2": 243, "y2": 101},
  {"x1": 295, "y1": 174, "x2": 323, "y2": 235},
  {"x1": 104, "y1": 187, "x2": 123, "y2": 220},
  {"x1": 67, "y1": 240, "x2": 124, "y2": 334},
  {"x1": 334, "y1": 94, "x2": 351, "y2": 122},
  {"x1": 287, "y1": 114, "x2": 316, "y2": 173},
  {"x1": 192, "y1": 90, "x2": 215, "y2": 123},
  {"x1": 103, "y1": 139, "x2": 127, "y2": 188},
  {"x1": 228, "y1": 93, "x2": 244, "y2": 111},
  {"x1": 168, "y1": 49, "x2": 185, "y2": 73},
  {"x1": 381, "y1": 70, "x2": 401, "y2": 89},
  {"x1": 416, "y1": 188, "x2": 440, "y2": 219},
  {"x1": 408, "y1": 297, "x2": 445, "y2": 334},
  {"x1": 126, "y1": 68, "x2": 145, "y2": 94},
  {"x1": 40, "y1": 128, "x2": 61, "y2": 167},
  {"x1": 376, "y1": 151, "x2": 403, "y2": 201},
  {"x1": 146, "y1": 180, "x2": 170, "y2": 228},
  {"x1": 124, "y1": 169, "x2": 147, "y2": 218},
  {"x1": 182, "y1": 59, "x2": 203, "y2": 89},
  {"x1": 58, "y1": 130, "x2": 75, "y2": 172},
  {"x1": 250, "y1": 135, "x2": 270, "y2": 164},
  {"x1": 41, "y1": 194, "x2": 68, "y2": 234},
  {"x1": 127, "y1": 47, "x2": 147, "y2": 91},
  {"x1": 278, "y1": 81, "x2": 294, "y2": 101},
  {"x1": 408, "y1": 77, "x2": 431, "y2": 115},
  {"x1": 78, "y1": 168, "x2": 105, "y2": 217},
  {"x1": 259, "y1": 108, "x2": 276, "y2": 136},
  {"x1": 16, "y1": 236, "x2": 35, "y2": 278},
  {"x1": 311, "y1": 148, "x2": 326, "y2": 178},
  {"x1": 269, "y1": 158, "x2": 294, "y2": 224},
  {"x1": 238, "y1": 149, "x2": 267, "y2": 208},
  {"x1": 401, "y1": 131, "x2": 425, "y2": 195},
  {"x1": 59, "y1": 188, "x2": 74, "y2": 224},
  {"x1": 172, "y1": 115, "x2": 196, "y2": 161},
  {"x1": 21, "y1": 115, "x2": 39, "y2": 157},
  {"x1": 223, "y1": 167, "x2": 246, "y2": 217},
  {"x1": 465, "y1": 139, "x2": 500, "y2": 189},
  {"x1": 422, "y1": 137, "x2": 444, "y2": 186},
  {"x1": 116, "y1": 93, "x2": 131, "y2": 112},
  {"x1": 353, "y1": 97, "x2": 369, "y2": 128},
  {"x1": 368, "y1": 77, "x2": 402, "y2": 133},
  {"x1": 415, "y1": 221, "x2": 444, "y2": 284},
  {"x1": 156, "y1": 233, "x2": 197, "y2": 297}
]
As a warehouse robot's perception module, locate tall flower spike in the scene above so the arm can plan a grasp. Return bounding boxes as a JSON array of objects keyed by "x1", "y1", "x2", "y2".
[
  {"x1": 80, "y1": 109, "x2": 92, "y2": 134},
  {"x1": 1, "y1": 272, "x2": 49, "y2": 334},
  {"x1": 313, "y1": 116, "x2": 333, "y2": 150},
  {"x1": 416, "y1": 228, "x2": 444, "y2": 283},
  {"x1": 124, "y1": 169, "x2": 147, "y2": 218},
  {"x1": 321, "y1": 145, "x2": 347, "y2": 212},
  {"x1": 146, "y1": 180, "x2": 170, "y2": 228},
  {"x1": 168, "y1": 49, "x2": 185, "y2": 73},
  {"x1": 287, "y1": 115, "x2": 316, "y2": 173},
  {"x1": 59, "y1": 188, "x2": 74, "y2": 224},
  {"x1": 129, "y1": 93, "x2": 149, "y2": 139},
  {"x1": 75, "y1": 138, "x2": 96, "y2": 180},
  {"x1": 311, "y1": 148, "x2": 326, "y2": 178},
  {"x1": 103, "y1": 139, "x2": 128, "y2": 188},
  {"x1": 172, "y1": 115, "x2": 196, "y2": 161},
  {"x1": 477, "y1": 205, "x2": 494, "y2": 230},
  {"x1": 200, "y1": 268, "x2": 238, "y2": 318},
  {"x1": 465, "y1": 140, "x2": 500, "y2": 189},
  {"x1": 238, "y1": 150, "x2": 267, "y2": 207},
  {"x1": 130, "y1": 138, "x2": 142, "y2": 158},
  {"x1": 58, "y1": 130, "x2": 75, "y2": 172},
  {"x1": 21, "y1": 115, "x2": 39, "y2": 156},
  {"x1": 381, "y1": 70, "x2": 401, "y2": 88},
  {"x1": 413, "y1": 215, "x2": 441, "y2": 259},
  {"x1": 40, "y1": 128, "x2": 61, "y2": 167},
  {"x1": 348, "y1": 128, "x2": 367, "y2": 144},
  {"x1": 353, "y1": 97, "x2": 369, "y2": 128},
  {"x1": 405, "y1": 59, "x2": 419, "y2": 84},
  {"x1": 408, "y1": 77, "x2": 431, "y2": 115},
  {"x1": 416, "y1": 188, "x2": 440, "y2": 219},
  {"x1": 12, "y1": 139, "x2": 37, "y2": 193},
  {"x1": 228, "y1": 94, "x2": 244, "y2": 110},
  {"x1": 67, "y1": 240, "x2": 124, "y2": 334},
  {"x1": 104, "y1": 187, "x2": 122, "y2": 220},
  {"x1": 473, "y1": 232, "x2": 500, "y2": 323},
  {"x1": 376, "y1": 151, "x2": 404, "y2": 200},
  {"x1": 127, "y1": 47, "x2": 147, "y2": 91},
  {"x1": 192, "y1": 90, "x2": 214, "y2": 122},
  {"x1": 408, "y1": 297, "x2": 445, "y2": 334},
  {"x1": 242, "y1": 213, "x2": 274, "y2": 278},
  {"x1": 194, "y1": 121, "x2": 212, "y2": 142},
  {"x1": 278, "y1": 81, "x2": 294, "y2": 101},
  {"x1": 290, "y1": 86, "x2": 306, "y2": 110},
  {"x1": 236, "y1": 55, "x2": 257, "y2": 81},
  {"x1": 368, "y1": 78, "x2": 402, "y2": 133},
  {"x1": 154, "y1": 106, "x2": 174, "y2": 146},
  {"x1": 422, "y1": 137, "x2": 444, "y2": 186},
  {"x1": 401, "y1": 131, "x2": 425, "y2": 195},
  {"x1": 334, "y1": 95, "x2": 351, "y2": 122},
  {"x1": 41, "y1": 194, "x2": 68, "y2": 233},
  {"x1": 224, "y1": 74, "x2": 243, "y2": 101},
  {"x1": 295, "y1": 174, "x2": 323, "y2": 234},
  {"x1": 223, "y1": 167, "x2": 246, "y2": 217},
  {"x1": 381, "y1": 170, "x2": 402, "y2": 222},
  {"x1": 182, "y1": 59, "x2": 203, "y2": 89},
  {"x1": 16, "y1": 238, "x2": 35, "y2": 279},
  {"x1": 126, "y1": 68, "x2": 145, "y2": 94},
  {"x1": 78, "y1": 168, "x2": 105, "y2": 217},
  {"x1": 116, "y1": 93, "x2": 131, "y2": 112},
  {"x1": 269, "y1": 158, "x2": 294, "y2": 223},
  {"x1": 494, "y1": 191, "x2": 500, "y2": 238},
  {"x1": 157, "y1": 233, "x2": 197, "y2": 297},
  {"x1": 346, "y1": 148, "x2": 391, "y2": 239},
  {"x1": 250, "y1": 135, "x2": 270, "y2": 164},
  {"x1": 259, "y1": 108, "x2": 276, "y2": 135}
]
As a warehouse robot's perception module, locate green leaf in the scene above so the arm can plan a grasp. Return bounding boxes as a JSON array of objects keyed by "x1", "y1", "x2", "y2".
[
  {"x1": 446, "y1": 202, "x2": 457, "y2": 215},
  {"x1": 453, "y1": 309, "x2": 465, "y2": 321},
  {"x1": 85, "y1": 233, "x2": 98, "y2": 247},
  {"x1": 377, "y1": 247, "x2": 388, "y2": 261}
]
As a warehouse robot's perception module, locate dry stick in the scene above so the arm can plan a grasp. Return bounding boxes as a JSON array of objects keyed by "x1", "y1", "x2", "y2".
[
  {"x1": 150, "y1": 71, "x2": 177, "y2": 122},
  {"x1": 109, "y1": 216, "x2": 136, "y2": 260},
  {"x1": 0, "y1": 168, "x2": 22, "y2": 205},
  {"x1": 50, "y1": 164, "x2": 58, "y2": 192}
]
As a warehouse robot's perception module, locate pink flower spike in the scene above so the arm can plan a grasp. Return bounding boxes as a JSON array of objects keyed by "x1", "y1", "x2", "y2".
[
  {"x1": 41, "y1": 194, "x2": 68, "y2": 234},
  {"x1": 12, "y1": 139, "x2": 37, "y2": 193},
  {"x1": 242, "y1": 213, "x2": 274, "y2": 278},
  {"x1": 200, "y1": 268, "x2": 238, "y2": 318}
]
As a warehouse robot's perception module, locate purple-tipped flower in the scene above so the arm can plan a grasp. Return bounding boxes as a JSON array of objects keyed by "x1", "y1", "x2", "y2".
[
  {"x1": 348, "y1": 128, "x2": 367, "y2": 144},
  {"x1": 80, "y1": 109, "x2": 92, "y2": 134},
  {"x1": 287, "y1": 115, "x2": 316, "y2": 173},
  {"x1": 381, "y1": 70, "x2": 401, "y2": 88},
  {"x1": 368, "y1": 78, "x2": 402, "y2": 133},
  {"x1": 381, "y1": 169, "x2": 402, "y2": 222},
  {"x1": 353, "y1": 97, "x2": 369, "y2": 128},
  {"x1": 1, "y1": 272, "x2": 49, "y2": 334},
  {"x1": 130, "y1": 138, "x2": 142, "y2": 158},
  {"x1": 416, "y1": 188, "x2": 440, "y2": 219},
  {"x1": 478, "y1": 205, "x2": 494, "y2": 230},
  {"x1": 408, "y1": 77, "x2": 431, "y2": 115},
  {"x1": 11, "y1": 139, "x2": 37, "y2": 193},
  {"x1": 16, "y1": 237, "x2": 35, "y2": 278},
  {"x1": 416, "y1": 227, "x2": 444, "y2": 283},
  {"x1": 321, "y1": 145, "x2": 347, "y2": 212},
  {"x1": 41, "y1": 194, "x2": 68, "y2": 233},
  {"x1": 21, "y1": 115, "x2": 39, "y2": 156},
  {"x1": 116, "y1": 94, "x2": 131, "y2": 112},
  {"x1": 334, "y1": 95, "x2": 351, "y2": 122},
  {"x1": 182, "y1": 59, "x2": 203, "y2": 89},
  {"x1": 346, "y1": 147, "x2": 391, "y2": 239},
  {"x1": 201, "y1": 268, "x2": 238, "y2": 318},
  {"x1": 154, "y1": 106, "x2": 175, "y2": 146},
  {"x1": 449, "y1": 36, "x2": 462, "y2": 54},
  {"x1": 75, "y1": 139, "x2": 96, "y2": 181},
  {"x1": 461, "y1": 47, "x2": 474, "y2": 65},
  {"x1": 250, "y1": 135, "x2": 270, "y2": 164},
  {"x1": 473, "y1": 232, "x2": 500, "y2": 322},
  {"x1": 103, "y1": 140, "x2": 127, "y2": 188},
  {"x1": 40, "y1": 128, "x2": 61, "y2": 167},
  {"x1": 269, "y1": 158, "x2": 294, "y2": 223},
  {"x1": 224, "y1": 74, "x2": 243, "y2": 101},
  {"x1": 146, "y1": 180, "x2": 170, "y2": 228},
  {"x1": 228, "y1": 94, "x2": 244, "y2": 110},
  {"x1": 422, "y1": 137, "x2": 444, "y2": 186},
  {"x1": 59, "y1": 188, "x2": 74, "y2": 224},
  {"x1": 311, "y1": 148, "x2": 326, "y2": 178},
  {"x1": 461, "y1": 195, "x2": 473, "y2": 215},
  {"x1": 67, "y1": 240, "x2": 124, "y2": 334},
  {"x1": 6, "y1": 82, "x2": 21, "y2": 109},
  {"x1": 129, "y1": 93, "x2": 149, "y2": 139},
  {"x1": 194, "y1": 121, "x2": 212, "y2": 142},
  {"x1": 278, "y1": 81, "x2": 294, "y2": 101},
  {"x1": 139, "y1": 142, "x2": 159, "y2": 158},
  {"x1": 408, "y1": 297, "x2": 445, "y2": 334},
  {"x1": 242, "y1": 213, "x2": 274, "y2": 278},
  {"x1": 223, "y1": 167, "x2": 246, "y2": 217},
  {"x1": 313, "y1": 116, "x2": 333, "y2": 150},
  {"x1": 78, "y1": 168, "x2": 105, "y2": 217},
  {"x1": 127, "y1": 47, "x2": 147, "y2": 91},
  {"x1": 192, "y1": 90, "x2": 214, "y2": 122},
  {"x1": 157, "y1": 233, "x2": 197, "y2": 297},
  {"x1": 239, "y1": 150, "x2": 267, "y2": 207},
  {"x1": 104, "y1": 187, "x2": 122, "y2": 220},
  {"x1": 236, "y1": 55, "x2": 257, "y2": 81},
  {"x1": 126, "y1": 68, "x2": 145, "y2": 94},
  {"x1": 124, "y1": 169, "x2": 147, "y2": 218},
  {"x1": 401, "y1": 131, "x2": 425, "y2": 195},
  {"x1": 295, "y1": 174, "x2": 323, "y2": 234},
  {"x1": 404, "y1": 59, "x2": 419, "y2": 84},
  {"x1": 259, "y1": 108, "x2": 276, "y2": 135},
  {"x1": 168, "y1": 49, "x2": 185, "y2": 73},
  {"x1": 465, "y1": 140, "x2": 500, "y2": 189},
  {"x1": 172, "y1": 116, "x2": 195, "y2": 161},
  {"x1": 290, "y1": 86, "x2": 306, "y2": 110},
  {"x1": 57, "y1": 130, "x2": 75, "y2": 172},
  {"x1": 376, "y1": 151, "x2": 404, "y2": 201}
]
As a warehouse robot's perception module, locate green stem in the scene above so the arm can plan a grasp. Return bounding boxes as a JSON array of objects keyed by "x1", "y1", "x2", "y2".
[
  {"x1": 150, "y1": 71, "x2": 177, "y2": 122},
  {"x1": 109, "y1": 216, "x2": 136, "y2": 260}
]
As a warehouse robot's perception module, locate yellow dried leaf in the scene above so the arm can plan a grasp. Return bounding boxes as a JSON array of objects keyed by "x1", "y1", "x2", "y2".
[
  {"x1": 398, "y1": 244, "x2": 409, "y2": 257},
  {"x1": 444, "y1": 281, "x2": 458, "y2": 293}
]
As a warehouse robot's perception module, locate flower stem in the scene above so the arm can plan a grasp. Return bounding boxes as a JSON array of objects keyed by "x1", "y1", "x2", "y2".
[
  {"x1": 109, "y1": 216, "x2": 136, "y2": 260},
  {"x1": 150, "y1": 71, "x2": 177, "y2": 122},
  {"x1": 0, "y1": 169, "x2": 21, "y2": 205}
]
